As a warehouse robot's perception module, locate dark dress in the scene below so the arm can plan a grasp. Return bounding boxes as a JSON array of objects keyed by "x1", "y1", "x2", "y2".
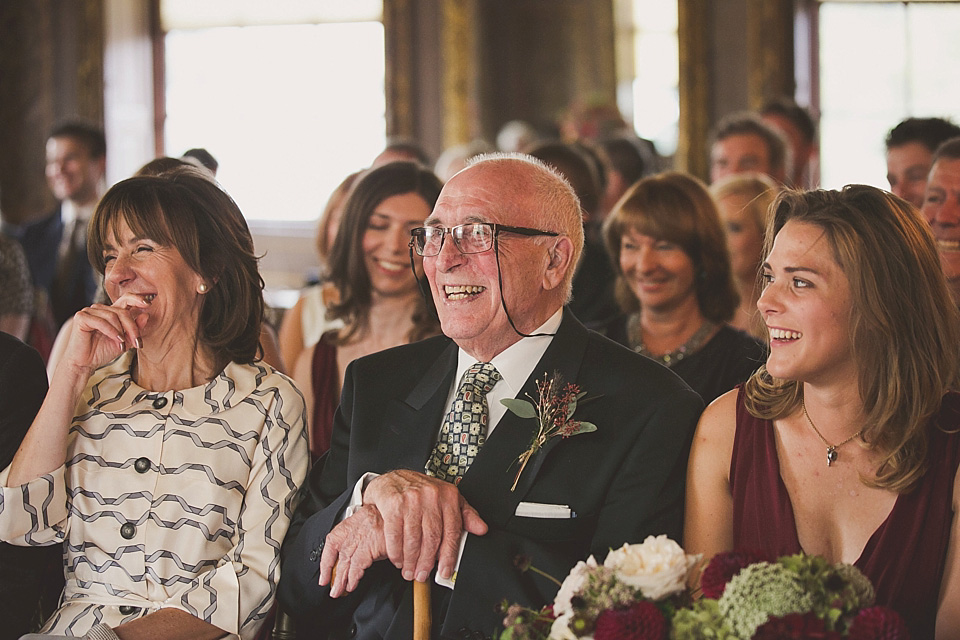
[
  {"x1": 0, "y1": 332, "x2": 63, "y2": 639},
  {"x1": 309, "y1": 331, "x2": 339, "y2": 460},
  {"x1": 731, "y1": 388, "x2": 960, "y2": 639},
  {"x1": 597, "y1": 315, "x2": 766, "y2": 405}
]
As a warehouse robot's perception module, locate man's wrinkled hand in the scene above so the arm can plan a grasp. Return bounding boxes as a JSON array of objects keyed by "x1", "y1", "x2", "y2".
[
  {"x1": 362, "y1": 469, "x2": 487, "y2": 584},
  {"x1": 318, "y1": 504, "x2": 388, "y2": 598}
]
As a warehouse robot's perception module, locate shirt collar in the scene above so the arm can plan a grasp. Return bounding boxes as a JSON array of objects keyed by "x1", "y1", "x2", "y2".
[{"x1": 454, "y1": 307, "x2": 562, "y2": 398}]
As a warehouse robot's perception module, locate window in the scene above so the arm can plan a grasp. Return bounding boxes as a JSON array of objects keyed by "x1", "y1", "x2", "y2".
[
  {"x1": 614, "y1": 0, "x2": 679, "y2": 157},
  {"x1": 818, "y1": 2, "x2": 960, "y2": 189},
  {"x1": 162, "y1": 1, "x2": 385, "y2": 223}
]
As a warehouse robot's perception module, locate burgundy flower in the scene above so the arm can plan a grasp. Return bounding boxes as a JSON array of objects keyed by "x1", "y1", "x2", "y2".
[
  {"x1": 752, "y1": 613, "x2": 841, "y2": 639},
  {"x1": 593, "y1": 601, "x2": 666, "y2": 640},
  {"x1": 700, "y1": 549, "x2": 771, "y2": 598},
  {"x1": 848, "y1": 606, "x2": 911, "y2": 640}
]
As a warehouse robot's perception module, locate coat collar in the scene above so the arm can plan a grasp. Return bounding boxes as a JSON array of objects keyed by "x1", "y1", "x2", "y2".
[
  {"x1": 458, "y1": 308, "x2": 589, "y2": 521},
  {"x1": 85, "y1": 351, "x2": 263, "y2": 417}
]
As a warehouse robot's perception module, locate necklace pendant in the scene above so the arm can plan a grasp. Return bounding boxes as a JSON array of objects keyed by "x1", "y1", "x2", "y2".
[{"x1": 826, "y1": 447, "x2": 838, "y2": 466}]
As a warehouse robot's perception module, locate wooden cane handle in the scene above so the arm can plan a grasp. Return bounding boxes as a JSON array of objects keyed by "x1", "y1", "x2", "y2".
[{"x1": 414, "y1": 580, "x2": 432, "y2": 640}]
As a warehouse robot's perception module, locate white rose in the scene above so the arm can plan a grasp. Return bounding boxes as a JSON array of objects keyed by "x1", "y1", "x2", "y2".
[
  {"x1": 603, "y1": 535, "x2": 700, "y2": 601},
  {"x1": 549, "y1": 613, "x2": 581, "y2": 640},
  {"x1": 552, "y1": 555, "x2": 598, "y2": 616}
]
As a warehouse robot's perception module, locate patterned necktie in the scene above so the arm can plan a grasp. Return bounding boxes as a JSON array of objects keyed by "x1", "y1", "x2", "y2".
[{"x1": 425, "y1": 362, "x2": 502, "y2": 486}]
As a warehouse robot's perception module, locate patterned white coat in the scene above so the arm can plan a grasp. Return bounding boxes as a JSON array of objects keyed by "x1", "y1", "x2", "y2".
[{"x1": 0, "y1": 352, "x2": 309, "y2": 639}]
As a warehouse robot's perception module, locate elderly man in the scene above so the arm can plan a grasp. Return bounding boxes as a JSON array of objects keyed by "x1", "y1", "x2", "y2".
[
  {"x1": 278, "y1": 154, "x2": 703, "y2": 639},
  {"x1": 709, "y1": 111, "x2": 789, "y2": 185},
  {"x1": 921, "y1": 136, "x2": 960, "y2": 301}
]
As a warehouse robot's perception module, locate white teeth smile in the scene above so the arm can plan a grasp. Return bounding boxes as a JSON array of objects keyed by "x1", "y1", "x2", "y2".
[
  {"x1": 378, "y1": 260, "x2": 405, "y2": 272},
  {"x1": 937, "y1": 239, "x2": 960, "y2": 252},
  {"x1": 444, "y1": 285, "x2": 485, "y2": 300},
  {"x1": 769, "y1": 328, "x2": 801, "y2": 340}
]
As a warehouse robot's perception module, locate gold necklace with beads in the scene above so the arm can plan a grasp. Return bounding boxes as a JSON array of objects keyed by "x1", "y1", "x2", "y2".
[
  {"x1": 627, "y1": 313, "x2": 716, "y2": 368},
  {"x1": 801, "y1": 397, "x2": 863, "y2": 467}
]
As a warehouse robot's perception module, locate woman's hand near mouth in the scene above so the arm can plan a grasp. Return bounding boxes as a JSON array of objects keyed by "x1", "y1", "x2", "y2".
[{"x1": 62, "y1": 295, "x2": 151, "y2": 377}]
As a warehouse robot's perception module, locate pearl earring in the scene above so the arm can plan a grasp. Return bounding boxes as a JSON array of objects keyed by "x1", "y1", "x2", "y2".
[{"x1": 198, "y1": 283, "x2": 208, "y2": 293}]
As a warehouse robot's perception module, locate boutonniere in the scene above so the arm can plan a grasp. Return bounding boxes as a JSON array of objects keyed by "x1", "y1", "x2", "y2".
[{"x1": 501, "y1": 371, "x2": 597, "y2": 491}]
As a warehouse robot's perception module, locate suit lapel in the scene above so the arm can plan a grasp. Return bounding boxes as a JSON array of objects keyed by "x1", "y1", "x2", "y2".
[
  {"x1": 377, "y1": 341, "x2": 458, "y2": 472},
  {"x1": 457, "y1": 310, "x2": 590, "y2": 523}
]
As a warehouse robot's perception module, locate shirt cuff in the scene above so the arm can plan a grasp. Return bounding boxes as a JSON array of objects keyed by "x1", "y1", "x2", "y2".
[
  {"x1": 343, "y1": 472, "x2": 379, "y2": 520},
  {"x1": 434, "y1": 531, "x2": 468, "y2": 590}
]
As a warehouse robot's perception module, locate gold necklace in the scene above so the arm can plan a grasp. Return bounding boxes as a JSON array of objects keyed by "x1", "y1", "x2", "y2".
[
  {"x1": 627, "y1": 314, "x2": 716, "y2": 368},
  {"x1": 801, "y1": 398, "x2": 863, "y2": 467}
]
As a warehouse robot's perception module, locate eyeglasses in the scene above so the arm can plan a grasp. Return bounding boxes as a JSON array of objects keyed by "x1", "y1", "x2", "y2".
[{"x1": 410, "y1": 223, "x2": 559, "y2": 257}]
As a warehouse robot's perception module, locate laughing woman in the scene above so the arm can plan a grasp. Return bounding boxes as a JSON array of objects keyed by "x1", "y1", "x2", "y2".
[
  {"x1": 292, "y1": 161, "x2": 442, "y2": 460},
  {"x1": 0, "y1": 167, "x2": 309, "y2": 639},
  {"x1": 685, "y1": 186, "x2": 960, "y2": 639}
]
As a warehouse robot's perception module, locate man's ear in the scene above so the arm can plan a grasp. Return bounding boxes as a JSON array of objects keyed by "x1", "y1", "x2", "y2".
[{"x1": 542, "y1": 236, "x2": 574, "y2": 292}]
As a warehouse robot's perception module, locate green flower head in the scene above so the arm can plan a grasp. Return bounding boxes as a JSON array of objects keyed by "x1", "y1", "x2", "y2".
[
  {"x1": 718, "y1": 561, "x2": 814, "y2": 638},
  {"x1": 670, "y1": 599, "x2": 737, "y2": 640}
]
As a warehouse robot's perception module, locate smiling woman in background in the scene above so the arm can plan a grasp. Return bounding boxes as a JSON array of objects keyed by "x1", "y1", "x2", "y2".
[
  {"x1": 685, "y1": 186, "x2": 960, "y2": 638},
  {"x1": 293, "y1": 161, "x2": 442, "y2": 460},
  {"x1": 0, "y1": 166, "x2": 308, "y2": 639},
  {"x1": 599, "y1": 171, "x2": 765, "y2": 405}
]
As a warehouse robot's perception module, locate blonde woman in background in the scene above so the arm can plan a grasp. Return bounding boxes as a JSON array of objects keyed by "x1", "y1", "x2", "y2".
[{"x1": 710, "y1": 172, "x2": 779, "y2": 338}]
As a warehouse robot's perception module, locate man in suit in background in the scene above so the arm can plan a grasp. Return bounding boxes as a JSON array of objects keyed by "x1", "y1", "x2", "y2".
[
  {"x1": 3, "y1": 121, "x2": 105, "y2": 328},
  {"x1": 278, "y1": 154, "x2": 703, "y2": 639},
  {"x1": 885, "y1": 117, "x2": 960, "y2": 211}
]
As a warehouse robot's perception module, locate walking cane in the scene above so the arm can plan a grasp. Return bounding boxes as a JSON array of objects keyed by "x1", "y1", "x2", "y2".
[
  {"x1": 414, "y1": 580, "x2": 432, "y2": 640},
  {"x1": 330, "y1": 564, "x2": 432, "y2": 639}
]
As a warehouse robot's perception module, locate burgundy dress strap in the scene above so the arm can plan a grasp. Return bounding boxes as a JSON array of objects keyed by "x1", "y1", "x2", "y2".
[
  {"x1": 309, "y1": 331, "x2": 340, "y2": 460},
  {"x1": 730, "y1": 387, "x2": 960, "y2": 639},
  {"x1": 730, "y1": 386, "x2": 802, "y2": 558}
]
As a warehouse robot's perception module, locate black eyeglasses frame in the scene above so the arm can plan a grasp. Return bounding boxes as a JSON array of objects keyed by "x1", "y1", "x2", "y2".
[{"x1": 408, "y1": 222, "x2": 559, "y2": 257}]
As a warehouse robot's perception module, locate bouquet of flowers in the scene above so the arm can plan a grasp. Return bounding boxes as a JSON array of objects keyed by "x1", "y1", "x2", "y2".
[{"x1": 498, "y1": 536, "x2": 911, "y2": 640}]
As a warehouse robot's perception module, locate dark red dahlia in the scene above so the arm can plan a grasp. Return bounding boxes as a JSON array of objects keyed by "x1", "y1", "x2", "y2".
[
  {"x1": 752, "y1": 613, "x2": 841, "y2": 639},
  {"x1": 848, "y1": 606, "x2": 911, "y2": 640},
  {"x1": 700, "y1": 549, "x2": 771, "y2": 598},
  {"x1": 593, "y1": 601, "x2": 666, "y2": 640}
]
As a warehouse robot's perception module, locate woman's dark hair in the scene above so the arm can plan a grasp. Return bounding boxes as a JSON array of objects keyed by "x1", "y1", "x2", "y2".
[
  {"x1": 326, "y1": 161, "x2": 443, "y2": 343},
  {"x1": 88, "y1": 166, "x2": 264, "y2": 371},
  {"x1": 602, "y1": 171, "x2": 740, "y2": 323}
]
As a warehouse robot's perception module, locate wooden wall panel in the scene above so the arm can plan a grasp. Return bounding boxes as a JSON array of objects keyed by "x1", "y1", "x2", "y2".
[{"x1": 0, "y1": 0, "x2": 103, "y2": 225}]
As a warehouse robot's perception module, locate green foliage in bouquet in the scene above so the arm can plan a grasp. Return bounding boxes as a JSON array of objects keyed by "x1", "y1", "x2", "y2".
[{"x1": 670, "y1": 599, "x2": 736, "y2": 639}]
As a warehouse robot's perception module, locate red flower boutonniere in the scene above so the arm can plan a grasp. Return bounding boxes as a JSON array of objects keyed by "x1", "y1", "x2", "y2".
[{"x1": 501, "y1": 372, "x2": 597, "y2": 491}]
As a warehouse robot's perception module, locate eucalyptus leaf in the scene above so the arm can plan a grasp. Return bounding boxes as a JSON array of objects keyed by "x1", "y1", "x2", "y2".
[
  {"x1": 570, "y1": 421, "x2": 597, "y2": 434},
  {"x1": 501, "y1": 397, "x2": 537, "y2": 418}
]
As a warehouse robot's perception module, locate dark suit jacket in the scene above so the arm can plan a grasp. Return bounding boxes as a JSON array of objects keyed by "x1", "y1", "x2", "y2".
[
  {"x1": 4, "y1": 205, "x2": 98, "y2": 327},
  {"x1": 278, "y1": 310, "x2": 703, "y2": 639},
  {"x1": 0, "y1": 332, "x2": 64, "y2": 638}
]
